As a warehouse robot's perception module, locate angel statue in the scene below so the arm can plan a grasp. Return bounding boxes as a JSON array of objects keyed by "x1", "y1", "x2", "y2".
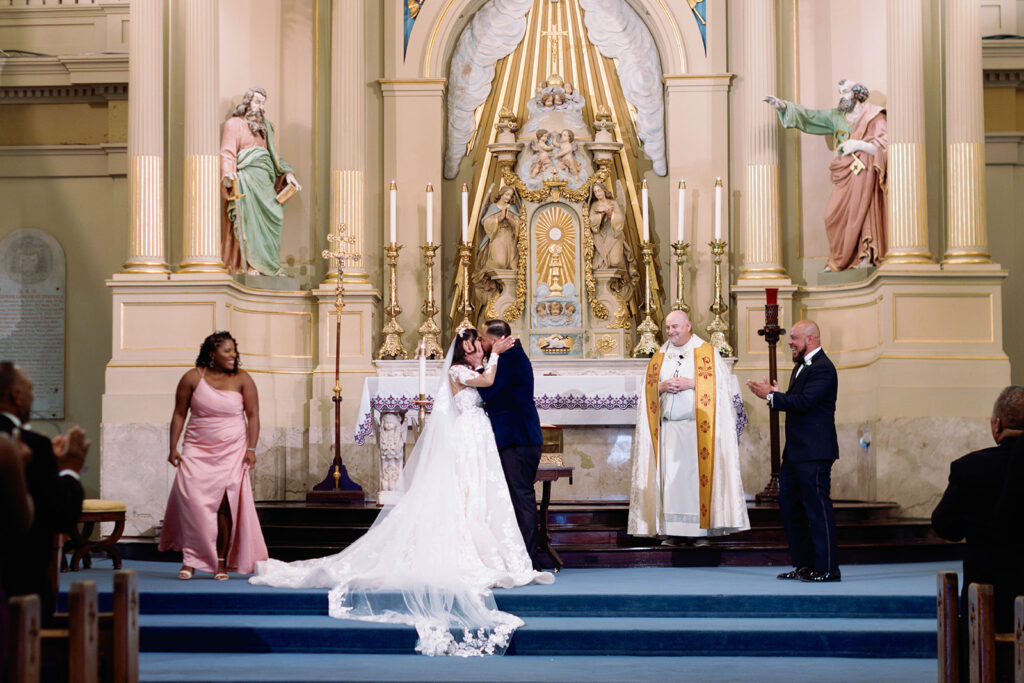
[
  {"x1": 529, "y1": 129, "x2": 555, "y2": 178},
  {"x1": 554, "y1": 129, "x2": 581, "y2": 178},
  {"x1": 477, "y1": 185, "x2": 520, "y2": 272}
]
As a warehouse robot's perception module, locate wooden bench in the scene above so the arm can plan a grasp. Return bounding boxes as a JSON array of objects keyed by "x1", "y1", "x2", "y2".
[
  {"x1": 938, "y1": 570, "x2": 960, "y2": 683},
  {"x1": 65, "y1": 500, "x2": 127, "y2": 571},
  {"x1": 8, "y1": 570, "x2": 139, "y2": 683},
  {"x1": 967, "y1": 583, "x2": 1023, "y2": 683}
]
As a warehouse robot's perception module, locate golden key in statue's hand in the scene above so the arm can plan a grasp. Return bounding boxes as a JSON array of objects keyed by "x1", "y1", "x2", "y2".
[{"x1": 849, "y1": 155, "x2": 866, "y2": 176}]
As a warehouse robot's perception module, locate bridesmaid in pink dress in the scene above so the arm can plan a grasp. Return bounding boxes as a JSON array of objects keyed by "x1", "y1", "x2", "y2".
[{"x1": 159, "y1": 331, "x2": 268, "y2": 580}]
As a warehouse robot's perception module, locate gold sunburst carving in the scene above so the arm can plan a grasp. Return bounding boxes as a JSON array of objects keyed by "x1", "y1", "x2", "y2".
[{"x1": 535, "y1": 206, "x2": 576, "y2": 297}]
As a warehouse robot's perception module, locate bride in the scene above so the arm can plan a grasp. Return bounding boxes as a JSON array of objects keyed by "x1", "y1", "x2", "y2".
[{"x1": 250, "y1": 327, "x2": 554, "y2": 656}]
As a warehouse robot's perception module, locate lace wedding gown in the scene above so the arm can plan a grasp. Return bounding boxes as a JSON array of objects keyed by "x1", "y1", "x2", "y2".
[{"x1": 250, "y1": 349, "x2": 553, "y2": 656}]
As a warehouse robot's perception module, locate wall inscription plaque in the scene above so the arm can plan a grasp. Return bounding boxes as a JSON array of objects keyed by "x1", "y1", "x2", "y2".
[{"x1": 0, "y1": 229, "x2": 66, "y2": 419}]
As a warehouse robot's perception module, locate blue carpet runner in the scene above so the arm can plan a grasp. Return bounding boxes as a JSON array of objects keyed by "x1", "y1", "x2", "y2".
[{"x1": 60, "y1": 560, "x2": 954, "y2": 682}]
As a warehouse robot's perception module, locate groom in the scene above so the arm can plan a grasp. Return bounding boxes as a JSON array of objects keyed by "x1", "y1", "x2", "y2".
[{"x1": 477, "y1": 319, "x2": 543, "y2": 563}]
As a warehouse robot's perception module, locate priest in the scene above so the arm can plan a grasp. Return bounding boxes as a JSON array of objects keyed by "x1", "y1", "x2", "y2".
[{"x1": 628, "y1": 310, "x2": 750, "y2": 541}]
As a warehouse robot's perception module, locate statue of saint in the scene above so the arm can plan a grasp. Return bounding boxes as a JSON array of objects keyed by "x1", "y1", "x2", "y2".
[
  {"x1": 589, "y1": 181, "x2": 631, "y2": 271},
  {"x1": 477, "y1": 185, "x2": 520, "y2": 272},
  {"x1": 765, "y1": 79, "x2": 887, "y2": 271},
  {"x1": 220, "y1": 87, "x2": 301, "y2": 276}
]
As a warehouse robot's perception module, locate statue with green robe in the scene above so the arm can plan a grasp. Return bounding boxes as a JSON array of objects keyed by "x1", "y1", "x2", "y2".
[
  {"x1": 220, "y1": 87, "x2": 301, "y2": 276},
  {"x1": 765, "y1": 79, "x2": 887, "y2": 272}
]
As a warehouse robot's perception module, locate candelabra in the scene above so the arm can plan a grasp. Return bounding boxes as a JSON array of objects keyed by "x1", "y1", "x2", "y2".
[
  {"x1": 670, "y1": 241, "x2": 690, "y2": 313},
  {"x1": 455, "y1": 240, "x2": 474, "y2": 332},
  {"x1": 632, "y1": 241, "x2": 660, "y2": 357},
  {"x1": 417, "y1": 243, "x2": 445, "y2": 359},
  {"x1": 377, "y1": 243, "x2": 407, "y2": 360},
  {"x1": 307, "y1": 226, "x2": 364, "y2": 502},
  {"x1": 707, "y1": 239, "x2": 734, "y2": 357},
  {"x1": 412, "y1": 341, "x2": 431, "y2": 432}
]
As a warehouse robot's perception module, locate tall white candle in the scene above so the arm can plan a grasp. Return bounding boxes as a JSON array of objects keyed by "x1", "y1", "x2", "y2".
[
  {"x1": 418, "y1": 341, "x2": 426, "y2": 395},
  {"x1": 461, "y1": 183, "x2": 469, "y2": 242},
  {"x1": 641, "y1": 180, "x2": 649, "y2": 242},
  {"x1": 425, "y1": 183, "x2": 434, "y2": 244},
  {"x1": 714, "y1": 177, "x2": 723, "y2": 240},
  {"x1": 389, "y1": 180, "x2": 397, "y2": 244},
  {"x1": 677, "y1": 180, "x2": 686, "y2": 242}
]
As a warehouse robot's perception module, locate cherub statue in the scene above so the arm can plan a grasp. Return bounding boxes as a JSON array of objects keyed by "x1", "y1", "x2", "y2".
[
  {"x1": 529, "y1": 129, "x2": 555, "y2": 178},
  {"x1": 554, "y1": 129, "x2": 581, "y2": 177}
]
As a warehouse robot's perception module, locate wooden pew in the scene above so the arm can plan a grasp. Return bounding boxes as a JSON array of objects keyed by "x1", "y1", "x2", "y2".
[
  {"x1": 6, "y1": 594, "x2": 41, "y2": 683},
  {"x1": 938, "y1": 570, "x2": 960, "y2": 683},
  {"x1": 109, "y1": 570, "x2": 139, "y2": 683},
  {"x1": 40, "y1": 580, "x2": 99, "y2": 683},
  {"x1": 967, "y1": 583, "x2": 1023, "y2": 683}
]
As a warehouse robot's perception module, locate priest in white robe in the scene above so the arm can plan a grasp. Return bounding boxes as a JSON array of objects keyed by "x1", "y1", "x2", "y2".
[{"x1": 628, "y1": 310, "x2": 750, "y2": 539}]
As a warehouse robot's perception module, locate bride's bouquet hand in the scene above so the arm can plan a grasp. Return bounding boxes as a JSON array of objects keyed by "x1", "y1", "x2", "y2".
[{"x1": 493, "y1": 336, "x2": 516, "y2": 354}]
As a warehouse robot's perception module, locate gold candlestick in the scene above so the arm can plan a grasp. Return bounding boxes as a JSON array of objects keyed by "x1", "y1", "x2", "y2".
[
  {"x1": 671, "y1": 241, "x2": 690, "y2": 313},
  {"x1": 707, "y1": 239, "x2": 734, "y2": 357},
  {"x1": 417, "y1": 243, "x2": 445, "y2": 359},
  {"x1": 455, "y1": 240, "x2": 474, "y2": 332},
  {"x1": 632, "y1": 241, "x2": 660, "y2": 357},
  {"x1": 377, "y1": 242, "x2": 407, "y2": 360}
]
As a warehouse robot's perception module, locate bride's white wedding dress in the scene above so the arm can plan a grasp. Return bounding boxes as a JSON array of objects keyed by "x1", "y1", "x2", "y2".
[{"x1": 250, "y1": 346, "x2": 553, "y2": 656}]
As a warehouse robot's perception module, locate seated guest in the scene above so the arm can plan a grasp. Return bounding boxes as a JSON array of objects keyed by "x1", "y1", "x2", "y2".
[
  {"x1": 0, "y1": 362, "x2": 88, "y2": 620},
  {"x1": 159, "y1": 332, "x2": 267, "y2": 580},
  {"x1": 932, "y1": 385, "x2": 1024, "y2": 641}
]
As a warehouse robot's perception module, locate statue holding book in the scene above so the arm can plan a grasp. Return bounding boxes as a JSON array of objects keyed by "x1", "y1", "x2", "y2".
[{"x1": 220, "y1": 86, "x2": 302, "y2": 276}]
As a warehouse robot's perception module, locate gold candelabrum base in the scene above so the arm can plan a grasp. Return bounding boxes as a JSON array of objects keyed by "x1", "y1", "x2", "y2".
[
  {"x1": 456, "y1": 241, "x2": 475, "y2": 333},
  {"x1": 708, "y1": 239, "x2": 734, "y2": 358},
  {"x1": 377, "y1": 242, "x2": 408, "y2": 360},
  {"x1": 417, "y1": 243, "x2": 445, "y2": 359},
  {"x1": 632, "y1": 240, "x2": 660, "y2": 357},
  {"x1": 411, "y1": 393, "x2": 431, "y2": 433},
  {"x1": 671, "y1": 240, "x2": 690, "y2": 313}
]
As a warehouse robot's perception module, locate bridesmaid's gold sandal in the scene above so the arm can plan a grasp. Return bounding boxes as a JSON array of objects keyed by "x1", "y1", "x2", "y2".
[
  {"x1": 214, "y1": 559, "x2": 229, "y2": 581},
  {"x1": 177, "y1": 566, "x2": 195, "y2": 580}
]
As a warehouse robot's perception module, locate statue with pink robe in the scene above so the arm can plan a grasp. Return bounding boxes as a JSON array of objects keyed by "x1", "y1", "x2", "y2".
[{"x1": 765, "y1": 79, "x2": 888, "y2": 272}]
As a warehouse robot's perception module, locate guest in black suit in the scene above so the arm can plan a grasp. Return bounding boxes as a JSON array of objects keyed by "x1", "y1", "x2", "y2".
[
  {"x1": 0, "y1": 362, "x2": 89, "y2": 619},
  {"x1": 747, "y1": 320, "x2": 841, "y2": 583},
  {"x1": 477, "y1": 319, "x2": 544, "y2": 561},
  {"x1": 932, "y1": 385, "x2": 1024, "y2": 638}
]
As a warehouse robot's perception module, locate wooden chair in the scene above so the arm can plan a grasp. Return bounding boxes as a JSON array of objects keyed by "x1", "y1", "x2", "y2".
[
  {"x1": 967, "y1": 583, "x2": 1023, "y2": 683},
  {"x1": 6, "y1": 594, "x2": 41, "y2": 683},
  {"x1": 938, "y1": 570, "x2": 960, "y2": 683}
]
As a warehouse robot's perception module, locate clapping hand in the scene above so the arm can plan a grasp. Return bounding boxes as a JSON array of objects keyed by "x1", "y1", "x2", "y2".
[
  {"x1": 52, "y1": 425, "x2": 90, "y2": 473},
  {"x1": 746, "y1": 376, "x2": 779, "y2": 400}
]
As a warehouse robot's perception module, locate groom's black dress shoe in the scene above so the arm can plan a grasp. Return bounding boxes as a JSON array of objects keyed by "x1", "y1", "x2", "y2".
[
  {"x1": 776, "y1": 567, "x2": 811, "y2": 580},
  {"x1": 800, "y1": 569, "x2": 842, "y2": 583}
]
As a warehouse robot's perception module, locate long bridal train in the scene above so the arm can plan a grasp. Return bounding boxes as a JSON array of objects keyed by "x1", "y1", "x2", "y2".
[{"x1": 250, "y1": 343, "x2": 553, "y2": 656}]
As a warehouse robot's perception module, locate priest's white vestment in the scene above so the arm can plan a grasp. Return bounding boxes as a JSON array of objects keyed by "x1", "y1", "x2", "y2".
[{"x1": 628, "y1": 335, "x2": 750, "y2": 537}]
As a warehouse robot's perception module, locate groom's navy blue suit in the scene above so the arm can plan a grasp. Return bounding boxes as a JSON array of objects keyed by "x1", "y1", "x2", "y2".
[
  {"x1": 478, "y1": 340, "x2": 543, "y2": 560},
  {"x1": 770, "y1": 349, "x2": 840, "y2": 574}
]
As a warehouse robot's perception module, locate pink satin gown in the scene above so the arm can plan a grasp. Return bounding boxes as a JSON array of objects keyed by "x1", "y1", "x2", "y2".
[{"x1": 159, "y1": 374, "x2": 268, "y2": 574}]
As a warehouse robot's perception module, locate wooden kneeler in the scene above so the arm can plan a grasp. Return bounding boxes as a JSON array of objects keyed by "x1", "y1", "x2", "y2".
[
  {"x1": 6, "y1": 594, "x2": 42, "y2": 683},
  {"x1": 967, "y1": 583, "x2": 1024, "y2": 683},
  {"x1": 938, "y1": 570, "x2": 960, "y2": 683}
]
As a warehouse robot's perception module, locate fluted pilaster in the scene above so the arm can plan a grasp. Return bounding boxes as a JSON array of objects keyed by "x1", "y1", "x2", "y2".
[
  {"x1": 943, "y1": 0, "x2": 990, "y2": 264},
  {"x1": 739, "y1": 0, "x2": 785, "y2": 279},
  {"x1": 885, "y1": 0, "x2": 933, "y2": 264},
  {"x1": 124, "y1": 0, "x2": 168, "y2": 274},
  {"x1": 325, "y1": 0, "x2": 368, "y2": 283},
  {"x1": 178, "y1": 0, "x2": 224, "y2": 273}
]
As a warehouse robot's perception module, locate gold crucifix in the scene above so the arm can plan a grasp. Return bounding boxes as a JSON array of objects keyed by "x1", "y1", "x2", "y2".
[{"x1": 540, "y1": 23, "x2": 569, "y2": 76}]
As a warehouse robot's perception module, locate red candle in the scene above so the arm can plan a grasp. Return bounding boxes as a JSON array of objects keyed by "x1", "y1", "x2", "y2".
[{"x1": 766, "y1": 288, "x2": 778, "y2": 306}]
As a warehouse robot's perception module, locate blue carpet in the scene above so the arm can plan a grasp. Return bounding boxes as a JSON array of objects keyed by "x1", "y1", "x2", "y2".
[
  {"x1": 138, "y1": 653, "x2": 936, "y2": 682},
  {"x1": 60, "y1": 559, "x2": 957, "y2": 674}
]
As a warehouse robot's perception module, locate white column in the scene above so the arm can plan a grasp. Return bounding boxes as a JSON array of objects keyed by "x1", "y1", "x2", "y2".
[
  {"x1": 123, "y1": 0, "x2": 168, "y2": 274},
  {"x1": 739, "y1": 0, "x2": 786, "y2": 279},
  {"x1": 325, "y1": 0, "x2": 368, "y2": 283},
  {"x1": 942, "y1": 0, "x2": 991, "y2": 264},
  {"x1": 178, "y1": 0, "x2": 224, "y2": 273},
  {"x1": 884, "y1": 0, "x2": 933, "y2": 264}
]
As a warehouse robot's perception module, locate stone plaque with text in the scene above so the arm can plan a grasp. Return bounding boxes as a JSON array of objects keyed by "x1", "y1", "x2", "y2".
[{"x1": 0, "y1": 229, "x2": 66, "y2": 419}]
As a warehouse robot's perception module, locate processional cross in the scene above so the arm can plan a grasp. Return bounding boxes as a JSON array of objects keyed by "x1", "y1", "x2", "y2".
[
  {"x1": 308, "y1": 226, "x2": 364, "y2": 500},
  {"x1": 540, "y1": 24, "x2": 569, "y2": 75}
]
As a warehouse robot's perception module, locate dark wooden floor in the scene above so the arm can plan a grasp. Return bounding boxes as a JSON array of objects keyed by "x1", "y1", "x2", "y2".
[{"x1": 254, "y1": 499, "x2": 963, "y2": 569}]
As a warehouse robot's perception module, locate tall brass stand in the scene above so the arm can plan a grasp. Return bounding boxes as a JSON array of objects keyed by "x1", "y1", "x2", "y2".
[
  {"x1": 671, "y1": 240, "x2": 690, "y2": 313},
  {"x1": 377, "y1": 243, "x2": 407, "y2": 360},
  {"x1": 632, "y1": 241, "x2": 660, "y2": 357},
  {"x1": 455, "y1": 241, "x2": 474, "y2": 332},
  {"x1": 707, "y1": 239, "x2": 734, "y2": 357},
  {"x1": 417, "y1": 243, "x2": 444, "y2": 359}
]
